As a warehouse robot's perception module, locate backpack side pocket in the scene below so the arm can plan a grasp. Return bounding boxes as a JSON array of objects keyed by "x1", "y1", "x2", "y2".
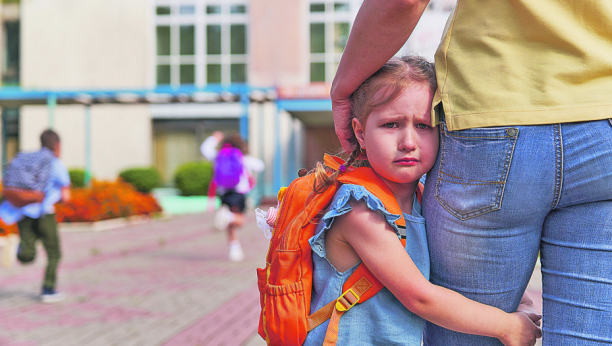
[
  {"x1": 262, "y1": 280, "x2": 307, "y2": 346},
  {"x1": 257, "y1": 267, "x2": 269, "y2": 343}
]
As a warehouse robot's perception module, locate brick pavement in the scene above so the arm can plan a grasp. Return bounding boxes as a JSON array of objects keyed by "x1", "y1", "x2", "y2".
[
  {"x1": 0, "y1": 211, "x2": 542, "y2": 346},
  {"x1": 0, "y1": 212, "x2": 269, "y2": 346}
]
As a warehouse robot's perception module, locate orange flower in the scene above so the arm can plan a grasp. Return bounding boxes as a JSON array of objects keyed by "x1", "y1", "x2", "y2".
[{"x1": 56, "y1": 179, "x2": 162, "y2": 223}]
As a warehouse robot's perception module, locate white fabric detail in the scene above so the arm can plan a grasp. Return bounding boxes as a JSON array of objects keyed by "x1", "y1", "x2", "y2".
[{"x1": 255, "y1": 208, "x2": 273, "y2": 239}]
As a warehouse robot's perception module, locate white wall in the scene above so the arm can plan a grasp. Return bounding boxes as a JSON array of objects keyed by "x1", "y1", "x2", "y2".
[
  {"x1": 248, "y1": 101, "x2": 277, "y2": 197},
  {"x1": 249, "y1": 0, "x2": 308, "y2": 86},
  {"x1": 21, "y1": 0, "x2": 154, "y2": 89},
  {"x1": 18, "y1": 0, "x2": 154, "y2": 180},
  {"x1": 21, "y1": 104, "x2": 152, "y2": 180},
  {"x1": 399, "y1": 0, "x2": 456, "y2": 61}
]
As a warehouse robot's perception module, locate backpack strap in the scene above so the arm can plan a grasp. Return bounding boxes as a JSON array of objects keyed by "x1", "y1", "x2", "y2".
[
  {"x1": 305, "y1": 236, "x2": 407, "y2": 337},
  {"x1": 323, "y1": 153, "x2": 344, "y2": 171},
  {"x1": 306, "y1": 268, "x2": 375, "y2": 331}
]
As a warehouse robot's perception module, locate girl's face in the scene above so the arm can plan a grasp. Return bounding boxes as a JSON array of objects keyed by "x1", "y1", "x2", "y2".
[{"x1": 353, "y1": 84, "x2": 439, "y2": 189}]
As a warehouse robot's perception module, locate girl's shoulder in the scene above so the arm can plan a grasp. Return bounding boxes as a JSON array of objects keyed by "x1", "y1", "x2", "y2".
[
  {"x1": 323, "y1": 183, "x2": 403, "y2": 235},
  {"x1": 310, "y1": 183, "x2": 397, "y2": 244}
]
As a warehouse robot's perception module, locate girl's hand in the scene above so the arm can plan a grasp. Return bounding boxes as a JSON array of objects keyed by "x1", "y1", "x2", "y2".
[
  {"x1": 516, "y1": 291, "x2": 539, "y2": 316},
  {"x1": 499, "y1": 311, "x2": 542, "y2": 346},
  {"x1": 212, "y1": 131, "x2": 224, "y2": 142}
]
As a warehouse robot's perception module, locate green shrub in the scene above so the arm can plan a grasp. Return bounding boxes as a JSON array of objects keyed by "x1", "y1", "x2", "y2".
[
  {"x1": 69, "y1": 169, "x2": 87, "y2": 188},
  {"x1": 173, "y1": 161, "x2": 214, "y2": 196},
  {"x1": 119, "y1": 167, "x2": 162, "y2": 194}
]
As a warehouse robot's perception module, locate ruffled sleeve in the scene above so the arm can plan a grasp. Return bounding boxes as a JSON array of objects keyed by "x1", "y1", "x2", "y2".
[{"x1": 309, "y1": 184, "x2": 403, "y2": 259}]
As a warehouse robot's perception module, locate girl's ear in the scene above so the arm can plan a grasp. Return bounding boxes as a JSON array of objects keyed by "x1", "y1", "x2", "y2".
[{"x1": 352, "y1": 118, "x2": 366, "y2": 148}]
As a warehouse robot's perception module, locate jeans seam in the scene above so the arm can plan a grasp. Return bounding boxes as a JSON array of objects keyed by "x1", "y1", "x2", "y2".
[
  {"x1": 438, "y1": 177, "x2": 503, "y2": 185},
  {"x1": 436, "y1": 124, "x2": 446, "y2": 211},
  {"x1": 551, "y1": 124, "x2": 563, "y2": 209},
  {"x1": 444, "y1": 134, "x2": 509, "y2": 140},
  {"x1": 497, "y1": 128, "x2": 518, "y2": 212}
]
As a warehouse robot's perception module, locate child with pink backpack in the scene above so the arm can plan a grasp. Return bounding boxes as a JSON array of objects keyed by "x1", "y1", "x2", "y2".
[{"x1": 201, "y1": 131, "x2": 265, "y2": 261}]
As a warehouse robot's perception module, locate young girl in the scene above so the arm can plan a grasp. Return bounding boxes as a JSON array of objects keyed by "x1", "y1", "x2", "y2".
[
  {"x1": 303, "y1": 56, "x2": 541, "y2": 345},
  {"x1": 201, "y1": 132, "x2": 265, "y2": 261}
]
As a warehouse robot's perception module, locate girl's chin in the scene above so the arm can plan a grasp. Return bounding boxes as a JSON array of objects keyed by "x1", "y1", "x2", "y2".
[{"x1": 380, "y1": 176, "x2": 421, "y2": 186}]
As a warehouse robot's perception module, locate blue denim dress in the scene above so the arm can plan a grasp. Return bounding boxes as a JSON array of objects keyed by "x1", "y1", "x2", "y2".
[{"x1": 303, "y1": 184, "x2": 430, "y2": 346}]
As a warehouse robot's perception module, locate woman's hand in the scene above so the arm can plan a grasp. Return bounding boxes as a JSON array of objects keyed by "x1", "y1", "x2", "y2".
[
  {"x1": 329, "y1": 0, "x2": 431, "y2": 152},
  {"x1": 499, "y1": 311, "x2": 542, "y2": 346},
  {"x1": 331, "y1": 89, "x2": 355, "y2": 152}
]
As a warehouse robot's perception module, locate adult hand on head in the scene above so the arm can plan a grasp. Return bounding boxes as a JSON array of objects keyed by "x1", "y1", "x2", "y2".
[
  {"x1": 331, "y1": 88, "x2": 355, "y2": 153},
  {"x1": 328, "y1": 0, "x2": 431, "y2": 152}
]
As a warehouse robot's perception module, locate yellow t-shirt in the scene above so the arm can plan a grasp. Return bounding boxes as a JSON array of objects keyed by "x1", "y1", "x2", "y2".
[{"x1": 433, "y1": 0, "x2": 612, "y2": 130}]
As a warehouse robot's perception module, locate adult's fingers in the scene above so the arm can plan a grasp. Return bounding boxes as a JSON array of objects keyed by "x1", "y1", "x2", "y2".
[
  {"x1": 332, "y1": 98, "x2": 355, "y2": 152},
  {"x1": 334, "y1": 124, "x2": 355, "y2": 152}
]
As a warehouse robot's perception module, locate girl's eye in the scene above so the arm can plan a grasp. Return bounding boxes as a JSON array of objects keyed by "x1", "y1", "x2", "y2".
[
  {"x1": 383, "y1": 122, "x2": 399, "y2": 128},
  {"x1": 416, "y1": 123, "x2": 431, "y2": 130}
]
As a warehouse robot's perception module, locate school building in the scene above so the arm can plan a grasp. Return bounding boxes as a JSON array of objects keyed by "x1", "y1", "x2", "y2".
[{"x1": 0, "y1": 0, "x2": 454, "y2": 201}]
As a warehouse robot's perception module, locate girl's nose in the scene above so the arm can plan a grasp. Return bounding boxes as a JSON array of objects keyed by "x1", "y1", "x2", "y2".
[{"x1": 398, "y1": 129, "x2": 417, "y2": 152}]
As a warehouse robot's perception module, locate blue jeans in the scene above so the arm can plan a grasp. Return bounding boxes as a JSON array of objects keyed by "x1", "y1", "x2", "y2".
[{"x1": 422, "y1": 119, "x2": 612, "y2": 345}]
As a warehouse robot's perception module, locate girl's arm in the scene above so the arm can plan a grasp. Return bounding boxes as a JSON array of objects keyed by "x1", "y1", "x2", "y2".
[
  {"x1": 331, "y1": 0, "x2": 430, "y2": 151},
  {"x1": 334, "y1": 200, "x2": 541, "y2": 346},
  {"x1": 243, "y1": 156, "x2": 265, "y2": 173},
  {"x1": 200, "y1": 131, "x2": 223, "y2": 161}
]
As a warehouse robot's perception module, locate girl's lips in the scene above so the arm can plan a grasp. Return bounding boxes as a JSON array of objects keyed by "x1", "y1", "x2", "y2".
[{"x1": 395, "y1": 158, "x2": 419, "y2": 165}]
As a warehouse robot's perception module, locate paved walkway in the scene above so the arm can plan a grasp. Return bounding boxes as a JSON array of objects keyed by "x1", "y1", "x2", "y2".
[
  {"x1": 0, "y1": 212, "x2": 542, "y2": 346},
  {"x1": 0, "y1": 212, "x2": 269, "y2": 346}
]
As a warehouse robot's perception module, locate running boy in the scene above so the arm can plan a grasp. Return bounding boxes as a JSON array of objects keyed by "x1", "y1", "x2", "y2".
[{"x1": 0, "y1": 130, "x2": 71, "y2": 303}]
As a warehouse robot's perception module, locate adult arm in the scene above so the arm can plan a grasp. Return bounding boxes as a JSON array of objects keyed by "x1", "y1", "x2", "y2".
[
  {"x1": 335, "y1": 200, "x2": 541, "y2": 346},
  {"x1": 332, "y1": 0, "x2": 430, "y2": 151}
]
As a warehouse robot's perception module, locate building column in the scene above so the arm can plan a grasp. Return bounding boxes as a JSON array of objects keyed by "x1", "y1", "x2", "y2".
[
  {"x1": 273, "y1": 103, "x2": 283, "y2": 194},
  {"x1": 47, "y1": 94, "x2": 56, "y2": 129},
  {"x1": 84, "y1": 104, "x2": 92, "y2": 185}
]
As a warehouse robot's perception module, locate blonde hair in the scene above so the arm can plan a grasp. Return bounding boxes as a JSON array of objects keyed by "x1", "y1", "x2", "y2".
[{"x1": 312, "y1": 56, "x2": 437, "y2": 194}]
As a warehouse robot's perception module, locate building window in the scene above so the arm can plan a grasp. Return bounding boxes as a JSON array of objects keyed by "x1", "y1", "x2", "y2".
[
  {"x1": 308, "y1": 1, "x2": 359, "y2": 82},
  {"x1": 155, "y1": 1, "x2": 248, "y2": 86},
  {"x1": 2, "y1": 108, "x2": 19, "y2": 165},
  {"x1": 3, "y1": 21, "x2": 20, "y2": 86}
]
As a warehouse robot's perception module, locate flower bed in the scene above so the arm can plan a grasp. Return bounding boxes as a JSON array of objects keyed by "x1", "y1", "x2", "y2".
[{"x1": 56, "y1": 179, "x2": 162, "y2": 223}]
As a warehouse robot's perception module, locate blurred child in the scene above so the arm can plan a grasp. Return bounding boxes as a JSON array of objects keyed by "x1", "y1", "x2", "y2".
[
  {"x1": 201, "y1": 132, "x2": 264, "y2": 261},
  {"x1": 0, "y1": 130, "x2": 71, "y2": 303},
  {"x1": 301, "y1": 56, "x2": 541, "y2": 345}
]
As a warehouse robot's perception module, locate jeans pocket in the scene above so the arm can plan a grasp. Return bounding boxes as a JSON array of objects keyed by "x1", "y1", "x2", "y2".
[{"x1": 435, "y1": 123, "x2": 518, "y2": 220}]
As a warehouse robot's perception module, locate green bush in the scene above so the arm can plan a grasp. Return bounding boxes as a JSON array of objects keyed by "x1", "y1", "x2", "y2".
[
  {"x1": 69, "y1": 169, "x2": 86, "y2": 188},
  {"x1": 119, "y1": 167, "x2": 162, "y2": 194},
  {"x1": 173, "y1": 161, "x2": 214, "y2": 196}
]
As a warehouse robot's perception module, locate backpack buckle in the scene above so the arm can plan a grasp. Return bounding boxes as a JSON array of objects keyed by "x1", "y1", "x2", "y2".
[{"x1": 335, "y1": 288, "x2": 360, "y2": 312}]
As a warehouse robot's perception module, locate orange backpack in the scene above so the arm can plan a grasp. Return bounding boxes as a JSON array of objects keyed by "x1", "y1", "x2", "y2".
[{"x1": 257, "y1": 155, "x2": 423, "y2": 346}]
